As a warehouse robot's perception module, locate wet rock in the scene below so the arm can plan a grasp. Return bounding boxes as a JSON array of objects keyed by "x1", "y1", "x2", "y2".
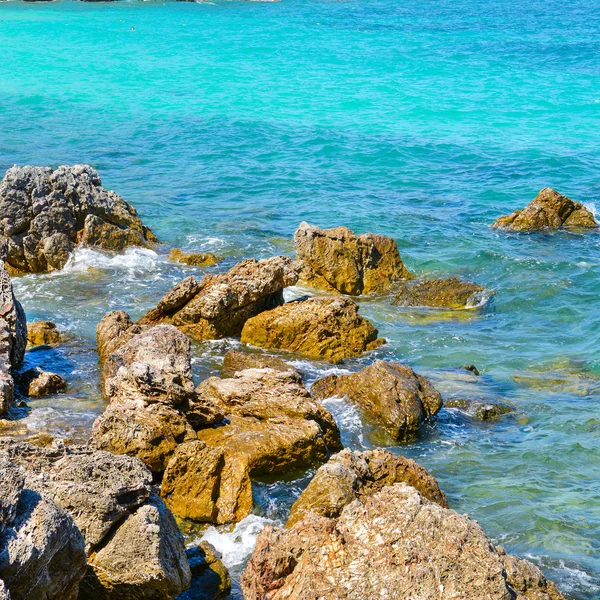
[
  {"x1": 312, "y1": 361, "x2": 442, "y2": 441},
  {"x1": 0, "y1": 165, "x2": 158, "y2": 274},
  {"x1": 26, "y1": 321, "x2": 62, "y2": 347},
  {"x1": 18, "y1": 367, "x2": 67, "y2": 397},
  {"x1": 445, "y1": 396, "x2": 515, "y2": 421},
  {"x1": 286, "y1": 448, "x2": 447, "y2": 527},
  {"x1": 177, "y1": 542, "x2": 230, "y2": 600},
  {"x1": 242, "y1": 483, "x2": 565, "y2": 600},
  {"x1": 221, "y1": 348, "x2": 297, "y2": 378},
  {"x1": 392, "y1": 276, "x2": 486, "y2": 309},
  {"x1": 0, "y1": 268, "x2": 26, "y2": 417},
  {"x1": 294, "y1": 222, "x2": 411, "y2": 295},
  {"x1": 139, "y1": 256, "x2": 300, "y2": 342},
  {"x1": 492, "y1": 188, "x2": 597, "y2": 232},
  {"x1": 461, "y1": 364, "x2": 481, "y2": 376},
  {"x1": 241, "y1": 296, "x2": 385, "y2": 364},
  {"x1": 162, "y1": 368, "x2": 342, "y2": 524},
  {"x1": 168, "y1": 248, "x2": 222, "y2": 267}
]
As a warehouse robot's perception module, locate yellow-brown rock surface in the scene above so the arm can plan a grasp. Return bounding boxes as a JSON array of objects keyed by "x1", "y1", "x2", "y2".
[
  {"x1": 392, "y1": 276, "x2": 486, "y2": 309},
  {"x1": 168, "y1": 248, "x2": 222, "y2": 267}
]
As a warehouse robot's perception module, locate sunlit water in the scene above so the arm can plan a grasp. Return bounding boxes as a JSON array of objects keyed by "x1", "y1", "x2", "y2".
[{"x1": 1, "y1": 0, "x2": 599, "y2": 597}]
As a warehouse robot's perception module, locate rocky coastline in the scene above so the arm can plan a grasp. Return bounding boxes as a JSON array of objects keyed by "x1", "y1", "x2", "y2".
[{"x1": 0, "y1": 165, "x2": 584, "y2": 599}]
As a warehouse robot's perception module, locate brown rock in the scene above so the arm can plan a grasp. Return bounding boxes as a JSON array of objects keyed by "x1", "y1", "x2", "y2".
[
  {"x1": 311, "y1": 361, "x2": 442, "y2": 441},
  {"x1": 168, "y1": 248, "x2": 222, "y2": 267},
  {"x1": 286, "y1": 448, "x2": 447, "y2": 527},
  {"x1": 78, "y1": 214, "x2": 153, "y2": 250},
  {"x1": 294, "y1": 222, "x2": 411, "y2": 295},
  {"x1": 392, "y1": 276, "x2": 486, "y2": 309},
  {"x1": 96, "y1": 310, "x2": 135, "y2": 363},
  {"x1": 241, "y1": 483, "x2": 565, "y2": 600},
  {"x1": 139, "y1": 256, "x2": 300, "y2": 342},
  {"x1": 221, "y1": 349, "x2": 297, "y2": 378},
  {"x1": 241, "y1": 296, "x2": 385, "y2": 364},
  {"x1": 26, "y1": 321, "x2": 62, "y2": 347},
  {"x1": 492, "y1": 187, "x2": 597, "y2": 232},
  {"x1": 178, "y1": 542, "x2": 231, "y2": 600},
  {"x1": 445, "y1": 396, "x2": 515, "y2": 421},
  {"x1": 18, "y1": 367, "x2": 67, "y2": 397}
]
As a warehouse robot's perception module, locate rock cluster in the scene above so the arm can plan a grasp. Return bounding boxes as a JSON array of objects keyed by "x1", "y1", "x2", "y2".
[
  {"x1": 0, "y1": 165, "x2": 158, "y2": 274},
  {"x1": 492, "y1": 187, "x2": 597, "y2": 232},
  {"x1": 0, "y1": 440, "x2": 190, "y2": 600},
  {"x1": 139, "y1": 256, "x2": 300, "y2": 341},
  {"x1": 294, "y1": 222, "x2": 411, "y2": 295},
  {"x1": 312, "y1": 361, "x2": 442, "y2": 440},
  {"x1": 168, "y1": 248, "x2": 222, "y2": 267},
  {"x1": 392, "y1": 276, "x2": 486, "y2": 309}
]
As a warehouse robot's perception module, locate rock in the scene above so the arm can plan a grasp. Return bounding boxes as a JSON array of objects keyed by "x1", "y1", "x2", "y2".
[
  {"x1": 162, "y1": 368, "x2": 342, "y2": 524},
  {"x1": 286, "y1": 448, "x2": 447, "y2": 527},
  {"x1": 0, "y1": 440, "x2": 191, "y2": 600},
  {"x1": 177, "y1": 542, "x2": 230, "y2": 600},
  {"x1": 445, "y1": 397, "x2": 515, "y2": 421},
  {"x1": 168, "y1": 248, "x2": 222, "y2": 267},
  {"x1": 221, "y1": 349, "x2": 297, "y2": 378},
  {"x1": 0, "y1": 268, "x2": 26, "y2": 416},
  {"x1": 311, "y1": 361, "x2": 442, "y2": 441},
  {"x1": 95, "y1": 310, "x2": 148, "y2": 364},
  {"x1": 26, "y1": 321, "x2": 61, "y2": 347},
  {"x1": 241, "y1": 296, "x2": 385, "y2": 364},
  {"x1": 0, "y1": 165, "x2": 158, "y2": 274},
  {"x1": 294, "y1": 222, "x2": 411, "y2": 295},
  {"x1": 17, "y1": 367, "x2": 67, "y2": 397},
  {"x1": 392, "y1": 277, "x2": 486, "y2": 309},
  {"x1": 139, "y1": 256, "x2": 300, "y2": 342},
  {"x1": 0, "y1": 580, "x2": 8, "y2": 600},
  {"x1": 0, "y1": 452, "x2": 87, "y2": 600},
  {"x1": 492, "y1": 188, "x2": 597, "y2": 232},
  {"x1": 461, "y1": 364, "x2": 480, "y2": 376},
  {"x1": 241, "y1": 483, "x2": 565, "y2": 600}
]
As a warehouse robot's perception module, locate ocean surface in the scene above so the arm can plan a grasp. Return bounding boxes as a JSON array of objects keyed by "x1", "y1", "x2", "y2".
[{"x1": 1, "y1": 0, "x2": 599, "y2": 597}]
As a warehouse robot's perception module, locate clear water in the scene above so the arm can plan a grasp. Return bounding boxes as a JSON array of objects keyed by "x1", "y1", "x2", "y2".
[{"x1": 1, "y1": 0, "x2": 599, "y2": 597}]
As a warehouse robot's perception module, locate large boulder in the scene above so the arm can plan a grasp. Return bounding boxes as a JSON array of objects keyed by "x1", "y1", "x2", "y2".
[
  {"x1": 0, "y1": 165, "x2": 158, "y2": 274},
  {"x1": 242, "y1": 483, "x2": 565, "y2": 600},
  {"x1": 392, "y1": 277, "x2": 486, "y2": 309},
  {"x1": 161, "y1": 368, "x2": 342, "y2": 524},
  {"x1": 492, "y1": 187, "x2": 597, "y2": 232},
  {"x1": 0, "y1": 440, "x2": 191, "y2": 600},
  {"x1": 312, "y1": 361, "x2": 442, "y2": 441},
  {"x1": 241, "y1": 296, "x2": 385, "y2": 364},
  {"x1": 0, "y1": 268, "x2": 26, "y2": 416},
  {"x1": 138, "y1": 256, "x2": 300, "y2": 341},
  {"x1": 286, "y1": 449, "x2": 447, "y2": 527},
  {"x1": 294, "y1": 222, "x2": 411, "y2": 295}
]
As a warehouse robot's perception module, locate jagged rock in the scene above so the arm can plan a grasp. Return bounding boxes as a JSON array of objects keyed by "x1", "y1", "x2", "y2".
[
  {"x1": 168, "y1": 248, "x2": 222, "y2": 267},
  {"x1": 392, "y1": 277, "x2": 486, "y2": 309},
  {"x1": 0, "y1": 452, "x2": 87, "y2": 600},
  {"x1": 492, "y1": 188, "x2": 597, "y2": 232},
  {"x1": 0, "y1": 165, "x2": 158, "y2": 274},
  {"x1": 241, "y1": 296, "x2": 385, "y2": 364},
  {"x1": 26, "y1": 321, "x2": 61, "y2": 347},
  {"x1": 0, "y1": 579, "x2": 9, "y2": 600},
  {"x1": 294, "y1": 222, "x2": 411, "y2": 295},
  {"x1": 445, "y1": 396, "x2": 515, "y2": 421},
  {"x1": 242, "y1": 483, "x2": 565, "y2": 600},
  {"x1": 177, "y1": 542, "x2": 230, "y2": 600},
  {"x1": 312, "y1": 361, "x2": 441, "y2": 441},
  {"x1": 138, "y1": 256, "x2": 300, "y2": 341},
  {"x1": 221, "y1": 349, "x2": 297, "y2": 378},
  {"x1": 17, "y1": 367, "x2": 67, "y2": 397},
  {"x1": 95, "y1": 310, "x2": 148, "y2": 364},
  {"x1": 286, "y1": 449, "x2": 447, "y2": 527},
  {"x1": 162, "y1": 368, "x2": 342, "y2": 524},
  {"x1": 0, "y1": 440, "x2": 191, "y2": 600},
  {"x1": 0, "y1": 268, "x2": 26, "y2": 416}
]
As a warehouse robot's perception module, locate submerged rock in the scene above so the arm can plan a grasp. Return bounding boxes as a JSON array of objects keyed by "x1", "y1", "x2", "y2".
[
  {"x1": 139, "y1": 256, "x2": 299, "y2": 341},
  {"x1": 177, "y1": 542, "x2": 230, "y2": 600},
  {"x1": 294, "y1": 221, "x2": 411, "y2": 295},
  {"x1": 492, "y1": 187, "x2": 597, "y2": 232},
  {"x1": 168, "y1": 248, "x2": 222, "y2": 267},
  {"x1": 0, "y1": 165, "x2": 158, "y2": 274},
  {"x1": 221, "y1": 348, "x2": 297, "y2": 378},
  {"x1": 241, "y1": 296, "x2": 385, "y2": 364},
  {"x1": 18, "y1": 367, "x2": 67, "y2": 397},
  {"x1": 445, "y1": 396, "x2": 515, "y2": 421},
  {"x1": 26, "y1": 321, "x2": 62, "y2": 347},
  {"x1": 312, "y1": 360, "x2": 442, "y2": 441},
  {"x1": 242, "y1": 483, "x2": 565, "y2": 600},
  {"x1": 286, "y1": 449, "x2": 447, "y2": 527},
  {"x1": 392, "y1": 276, "x2": 486, "y2": 309}
]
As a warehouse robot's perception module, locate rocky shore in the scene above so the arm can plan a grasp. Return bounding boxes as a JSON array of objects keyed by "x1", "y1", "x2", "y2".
[{"x1": 0, "y1": 166, "x2": 575, "y2": 599}]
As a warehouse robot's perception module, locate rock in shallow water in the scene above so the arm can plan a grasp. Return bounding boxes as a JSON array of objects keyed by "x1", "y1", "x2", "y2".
[
  {"x1": 17, "y1": 367, "x2": 67, "y2": 397},
  {"x1": 0, "y1": 165, "x2": 157, "y2": 274},
  {"x1": 294, "y1": 221, "x2": 411, "y2": 295},
  {"x1": 26, "y1": 321, "x2": 62, "y2": 347},
  {"x1": 392, "y1": 276, "x2": 486, "y2": 309},
  {"x1": 492, "y1": 187, "x2": 597, "y2": 232},
  {"x1": 445, "y1": 396, "x2": 515, "y2": 421},
  {"x1": 168, "y1": 248, "x2": 222, "y2": 267},
  {"x1": 221, "y1": 348, "x2": 297, "y2": 378}
]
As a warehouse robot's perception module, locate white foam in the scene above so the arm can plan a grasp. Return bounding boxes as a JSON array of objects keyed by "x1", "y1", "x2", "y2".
[
  {"x1": 60, "y1": 247, "x2": 160, "y2": 274},
  {"x1": 199, "y1": 514, "x2": 278, "y2": 570},
  {"x1": 583, "y1": 202, "x2": 597, "y2": 218},
  {"x1": 321, "y1": 396, "x2": 366, "y2": 447}
]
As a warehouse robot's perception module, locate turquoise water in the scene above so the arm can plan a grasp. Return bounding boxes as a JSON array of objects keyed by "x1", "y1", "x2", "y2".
[{"x1": 1, "y1": 0, "x2": 600, "y2": 597}]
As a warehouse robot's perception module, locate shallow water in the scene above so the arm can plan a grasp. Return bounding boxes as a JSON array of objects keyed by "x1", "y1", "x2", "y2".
[{"x1": 1, "y1": 0, "x2": 600, "y2": 597}]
